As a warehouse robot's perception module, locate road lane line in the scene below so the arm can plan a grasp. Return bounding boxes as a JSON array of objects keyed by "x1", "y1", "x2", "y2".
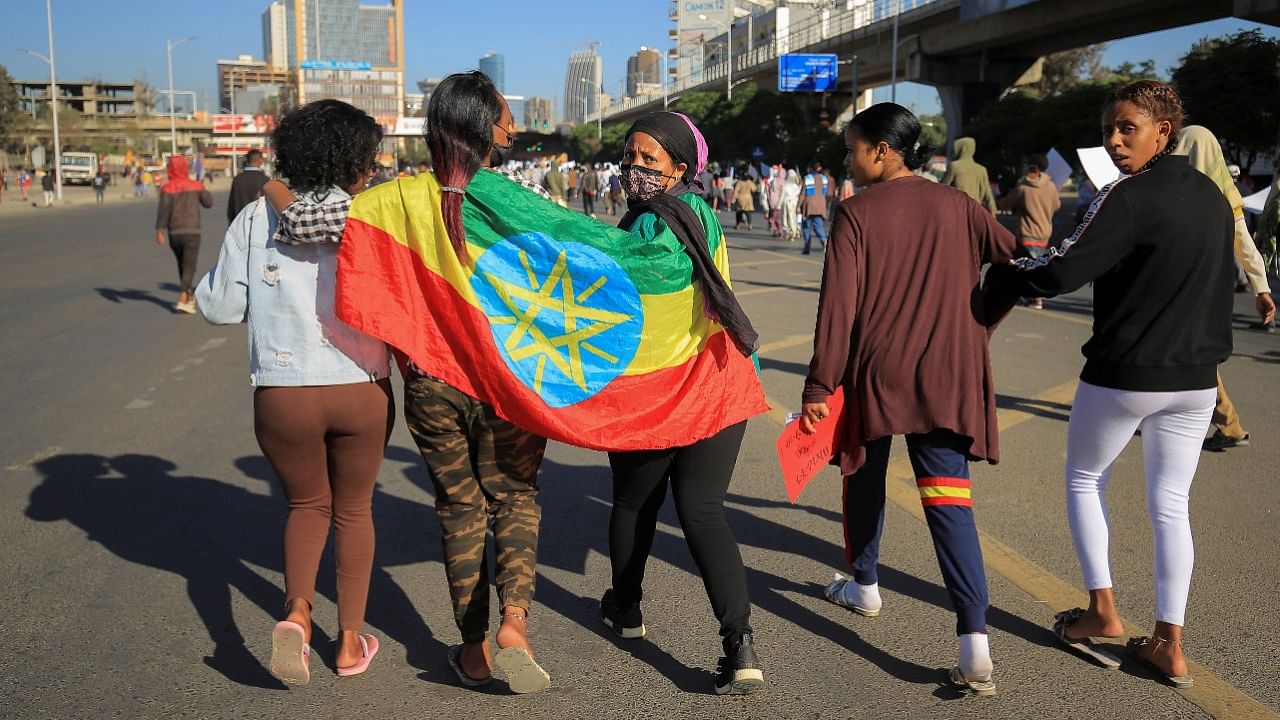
[
  {"x1": 736, "y1": 258, "x2": 807, "y2": 268},
  {"x1": 758, "y1": 334, "x2": 815, "y2": 355},
  {"x1": 7, "y1": 445, "x2": 62, "y2": 471},
  {"x1": 759, "y1": 378, "x2": 1278, "y2": 718},
  {"x1": 1014, "y1": 304, "x2": 1094, "y2": 328}
]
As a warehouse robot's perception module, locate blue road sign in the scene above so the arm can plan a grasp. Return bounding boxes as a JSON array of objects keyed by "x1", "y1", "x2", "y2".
[
  {"x1": 751, "y1": 146, "x2": 765, "y2": 160},
  {"x1": 778, "y1": 53, "x2": 839, "y2": 93}
]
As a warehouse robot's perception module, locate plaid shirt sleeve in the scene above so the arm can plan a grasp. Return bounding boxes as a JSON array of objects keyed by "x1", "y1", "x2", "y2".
[
  {"x1": 272, "y1": 196, "x2": 352, "y2": 245},
  {"x1": 490, "y1": 167, "x2": 552, "y2": 200}
]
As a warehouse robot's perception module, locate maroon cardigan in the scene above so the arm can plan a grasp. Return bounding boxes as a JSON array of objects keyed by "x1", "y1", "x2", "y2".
[{"x1": 803, "y1": 176, "x2": 1018, "y2": 475}]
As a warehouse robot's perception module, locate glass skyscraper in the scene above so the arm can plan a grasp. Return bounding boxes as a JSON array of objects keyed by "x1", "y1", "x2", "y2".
[{"x1": 479, "y1": 52, "x2": 505, "y2": 93}]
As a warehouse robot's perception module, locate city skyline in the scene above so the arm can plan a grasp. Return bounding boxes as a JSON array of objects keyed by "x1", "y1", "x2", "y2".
[{"x1": 2, "y1": 0, "x2": 1273, "y2": 122}]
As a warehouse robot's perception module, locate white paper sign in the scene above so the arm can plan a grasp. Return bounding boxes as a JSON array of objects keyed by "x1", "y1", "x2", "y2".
[
  {"x1": 1243, "y1": 187, "x2": 1270, "y2": 215},
  {"x1": 1046, "y1": 148, "x2": 1073, "y2": 190},
  {"x1": 1077, "y1": 146, "x2": 1122, "y2": 191}
]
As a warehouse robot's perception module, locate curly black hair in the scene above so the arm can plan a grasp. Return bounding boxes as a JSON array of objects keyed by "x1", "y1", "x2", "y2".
[{"x1": 272, "y1": 99, "x2": 383, "y2": 192}]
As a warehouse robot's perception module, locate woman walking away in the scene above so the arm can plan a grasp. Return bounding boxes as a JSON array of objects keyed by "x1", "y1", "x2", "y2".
[
  {"x1": 602, "y1": 111, "x2": 765, "y2": 696},
  {"x1": 801, "y1": 103, "x2": 1018, "y2": 696},
  {"x1": 257, "y1": 71, "x2": 555, "y2": 694},
  {"x1": 986, "y1": 80, "x2": 1234, "y2": 689},
  {"x1": 195, "y1": 99, "x2": 394, "y2": 684},
  {"x1": 155, "y1": 155, "x2": 213, "y2": 313},
  {"x1": 732, "y1": 169, "x2": 757, "y2": 230}
]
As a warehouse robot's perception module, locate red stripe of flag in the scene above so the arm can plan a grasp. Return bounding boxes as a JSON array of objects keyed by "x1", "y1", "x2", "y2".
[
  {"x1": 916, "y1": 477, "x2": 972, "y2": 489},
  {"x1": 920, "y1": 496, "x2": 974, "y2": 508}
]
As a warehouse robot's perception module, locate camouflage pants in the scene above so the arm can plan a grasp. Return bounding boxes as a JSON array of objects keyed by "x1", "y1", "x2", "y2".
[{"x1": 404, "y1": 372, "x2": 546, "y2": 642}]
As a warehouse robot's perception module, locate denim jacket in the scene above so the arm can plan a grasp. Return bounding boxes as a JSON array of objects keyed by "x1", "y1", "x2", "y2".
[{"x1": 195, "y1": 190, "x2": 391, "y2": 387}]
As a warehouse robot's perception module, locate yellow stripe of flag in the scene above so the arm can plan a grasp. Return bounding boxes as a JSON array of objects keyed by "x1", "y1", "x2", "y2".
[{"x1": 918, "y1": 486, "x2": 972, "y2": 499}]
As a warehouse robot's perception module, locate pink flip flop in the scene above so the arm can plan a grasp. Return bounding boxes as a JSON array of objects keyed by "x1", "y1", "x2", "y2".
[
  {"x1": 336, "y1": 634, "x2": 379, "y2": 677},
  {"x1": 269, "y1": 620, "x2": 312, "y2": 685}
]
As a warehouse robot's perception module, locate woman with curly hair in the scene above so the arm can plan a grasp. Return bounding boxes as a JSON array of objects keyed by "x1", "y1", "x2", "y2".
[
  {"x1": 195, "y1": 99, "x2": 393, "y2": 684},
  {"x1": 986, "y1": 80, "x2": 1234, "y2": 688}
]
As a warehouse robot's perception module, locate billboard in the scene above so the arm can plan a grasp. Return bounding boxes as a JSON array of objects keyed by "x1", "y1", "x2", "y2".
[
  {"x1": 778, "y1": 54, "x2": 839, "y2": 92},
  {"x1": 211, "y1": 114, "x2": 276, "y2": 134}
]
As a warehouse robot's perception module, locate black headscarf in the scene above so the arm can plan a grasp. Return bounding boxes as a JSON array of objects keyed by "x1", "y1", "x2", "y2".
[{"x1": 619, "y1": 114, "x2": 760, "y2": 356}]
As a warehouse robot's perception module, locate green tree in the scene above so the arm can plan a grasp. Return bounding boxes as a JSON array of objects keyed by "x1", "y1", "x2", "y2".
[
  {"x1": 1032, "y1": 45, "x2": 1108, "y2": 97},
  {"x1": 1172, "y1": 29, "x2": 1280, "y2": 171},
  {"x1": 0, "y1": 64, "x2": 24, "y2": 152}
]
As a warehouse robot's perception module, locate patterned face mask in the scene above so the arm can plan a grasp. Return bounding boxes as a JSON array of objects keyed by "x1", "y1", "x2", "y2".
[{"x1": 620, "y1": 163, "x2": 676, "y2": 201}]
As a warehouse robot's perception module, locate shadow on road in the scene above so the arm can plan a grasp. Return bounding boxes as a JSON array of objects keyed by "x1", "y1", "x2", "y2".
[
  {"x1": 23, "y1": 448, "x2": 449, "y2": 690},
  {"x1": 995, "y1": 393, "x2": 1073, "y2": 423},
  {"x1": 94, "y1": 286, "x2": 181, "y2": 314}
]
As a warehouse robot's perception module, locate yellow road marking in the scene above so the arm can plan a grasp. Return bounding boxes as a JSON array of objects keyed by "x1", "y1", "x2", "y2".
[
  {"x1": 1014, "y1": 304, "x2": 1094, "y2": 328},
  {"x1": 760, "y1": 377, "x2": 1278, "y2": 719},
  {"x1": 738, "y1": 284, "x2": 820, "y2": 298},
  {"x1": 735, "y1": 257, "x2": 807, "y2": 268},
  {"x1": 758, "y1": 334, "x2": 814, "y2": 355}
]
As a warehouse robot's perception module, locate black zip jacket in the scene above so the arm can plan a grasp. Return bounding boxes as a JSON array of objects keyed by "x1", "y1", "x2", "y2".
[{"x1": 989, "y1": 154, "x2": 1233, "y2": 392}]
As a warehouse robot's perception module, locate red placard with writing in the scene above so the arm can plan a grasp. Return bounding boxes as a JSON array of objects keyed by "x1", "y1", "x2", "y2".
[{"x1": 776, "y1": 387, "x2": 846, "y2": 504}]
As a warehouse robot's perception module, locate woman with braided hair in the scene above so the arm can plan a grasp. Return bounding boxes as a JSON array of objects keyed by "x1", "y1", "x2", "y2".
[{"x1": 986, "y1": 79, "x2": 1234, "y2": 689}]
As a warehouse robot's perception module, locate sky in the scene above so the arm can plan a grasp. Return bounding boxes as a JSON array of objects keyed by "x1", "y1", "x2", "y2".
[{"x1": 2, "y1": 1, "x2": 1275, "y2": 121}]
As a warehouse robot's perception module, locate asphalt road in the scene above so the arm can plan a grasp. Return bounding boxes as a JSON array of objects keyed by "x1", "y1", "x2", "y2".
[{"x1": 1, "y1": 185, "x2": 1277, "y2": 719}]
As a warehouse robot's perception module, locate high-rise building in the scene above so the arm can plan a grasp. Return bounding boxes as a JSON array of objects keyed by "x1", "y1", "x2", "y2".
[
  {"x1": 625, "y1": 48, "x2": 661, "y2": 97},
  {"x1": 525, "y1": 96, "x2": 553, "y2": 131},
  {"x1": 262, "y1": 2, "x2": 289, "y2": 69},
  {"x1": 264, "y1": 0, "x2": 405, "y2": 128},
  {"x1": 479, "y1": 52, "x2": 505, "y2": 93},
  {"x1": 563, "y1": 47, "x2": 602, "y2": 124}
]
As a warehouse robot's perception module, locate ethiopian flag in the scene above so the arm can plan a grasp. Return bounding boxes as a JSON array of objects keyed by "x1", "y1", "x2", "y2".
[{"x1": 334, "y1": 169, "x2": 769, "y2": 451}]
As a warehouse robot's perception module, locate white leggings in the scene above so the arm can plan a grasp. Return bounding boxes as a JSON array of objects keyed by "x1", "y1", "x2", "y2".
[{"x1": 1065, "y1": 380, "x2": 1215, "y2": 626}]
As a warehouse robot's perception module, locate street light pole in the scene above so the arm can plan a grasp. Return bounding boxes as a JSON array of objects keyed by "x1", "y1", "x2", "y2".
[
  {"x1": 642, "y1": 45, "x2": 669, "y2": 110},
  {"x1": 38, "y1": 0, "x2": 63, "y2": 200},
  {"x1": 166, "y1": 35, "x2": 195, "y2": 159},
  {"x1": 698, "y1": 13, "x2": 732, "y2": 101},
  {"x1": 890, "y1": 0, "x2": 900, "y2": 103}
]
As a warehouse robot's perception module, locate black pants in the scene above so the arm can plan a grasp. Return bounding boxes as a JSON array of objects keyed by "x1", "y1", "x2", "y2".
[
  {"x1": 735, "y1": 210, "x2": 752, "y2": 228},
  {"x1": 169, "y1": 233, "x2": 201, "y2": 294},
  {"x1": 582, "y1": 191, "x2": 595, "y2": 216},
  {"x1": 607, "y1": 421, "x2": 751, "y2": 649}
]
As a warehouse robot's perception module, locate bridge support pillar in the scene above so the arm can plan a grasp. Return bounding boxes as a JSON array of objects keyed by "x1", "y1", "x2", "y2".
[{"x1": 937, "y1": 82, "x2": 1003, "y2": 155}]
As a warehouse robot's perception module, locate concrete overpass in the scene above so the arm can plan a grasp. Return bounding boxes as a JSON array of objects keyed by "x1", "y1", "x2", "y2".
[{"x1": 596, "y1": 0, "x2": 1280, "y2": 146}]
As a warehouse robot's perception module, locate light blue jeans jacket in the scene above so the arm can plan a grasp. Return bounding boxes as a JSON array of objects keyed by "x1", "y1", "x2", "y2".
[{"x1": 195, "y1": 191, "x2": 390, "y2": 387}]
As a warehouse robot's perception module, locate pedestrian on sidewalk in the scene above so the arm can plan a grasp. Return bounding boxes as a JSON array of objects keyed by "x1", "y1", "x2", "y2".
[
  {"x1": 986, "y1": 80, "x2": 1233, "y2": 690},
  {"x1": 800, "y1": 163, "x2": 829, "y2": 254},
  {"x1": 766, "y1": 164, "x2": 785, "y2": 237},
  {"x1": 92, "y1": 168, "x2": 109, "y2": 205},
  {"x1": 802, "y1": 102, "x2": 1017, "y2": 697},
  {"x1": 606, "y1": 110, "x2": 765, "y2": 697},
  {"x1": 195, "y1": 98, "x2": 393, "y2": 685},
  {"x1": 1174, "y1": 125, "x2": 1276, "y2": 450},
  {"x1": 997, "y1": 153, "x2": 1061, "y2": 309},
  {"x1": 154, "y1": 156, "x2": 213, "y2": 313},
  {"x1": 41, "y1": 169, "x2": 55, "y2": 207}
]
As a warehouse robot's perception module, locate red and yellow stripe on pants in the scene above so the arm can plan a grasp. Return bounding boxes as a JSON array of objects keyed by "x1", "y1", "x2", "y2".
[{"x1": 916, "y1": 477, "x2": 973, "y2": 508}]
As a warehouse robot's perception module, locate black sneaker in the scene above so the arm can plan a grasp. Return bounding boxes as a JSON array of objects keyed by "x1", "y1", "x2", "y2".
[
  {"x1": 1203, "y1": 430, "x2": 1249, "y2": 451},
  {"x1": 714, "y1": 632, "x2": 765, "y2": 695},
  {"x1": 599, "y1": 589, "x2": 646, "y2": 639}
]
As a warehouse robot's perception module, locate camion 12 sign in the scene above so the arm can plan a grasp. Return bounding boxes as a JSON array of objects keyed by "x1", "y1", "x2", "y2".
[{"x1": 778, "y1": 53, "x2": 839, "y2": 92}]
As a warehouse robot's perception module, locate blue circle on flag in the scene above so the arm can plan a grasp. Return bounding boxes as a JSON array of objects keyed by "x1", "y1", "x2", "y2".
[{"x1": 470, "y1": 232, "x2": 644, "y2": 408}]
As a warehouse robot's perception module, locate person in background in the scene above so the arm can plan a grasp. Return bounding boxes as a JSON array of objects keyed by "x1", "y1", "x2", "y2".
[
  {"x1": 566, "y1": 164, "x2": 579, "y2": 203},
  {"x1": 154, "y1": 156, "x2": 213, "y2": 313},
  {"x1": 227, "y1": 149, "x2": 270, "y2": 222},
  {"x1": 1074, "y1": 177, "x2": 1097, "y2": 226},
  {"x1": 780, "y1": 169, "x2": 802, "y2": 242},
  {"x1": 1174, "y1": 125, "x2": 1276, "y2": 451},
  {"x1": 943, "y1": 137, "x2": 998, "y2": 214},
  {"x1": 803, "y1": 103, "x2": 1016, "y2": 697},
  {"x1": 543, "y1": 161, "x2": 567, "y2": 208},
  {"x1": 581, "y1": 163, "x2": 599, "y2": 218},
  {"x1": 732, "y1": 169, "x2": 757, "y2": 231},
  {"x1": 998, "y1": 153, "x2": 1062, "y2": 309},
  {"x1": 766, "y1": 165, "x2": 785, "y2": 237},
  {"x1": 195, "y1": 99, "x2": 392, "y2": 685},
  {"x1": 41, "y1": 168, "x2": 55, "y2": 207},
  {"x1": 92, "y1": 167, "x2": 109, "y2": 205},
  {"x1": 18, "y1": 167, "x2": 32, "y2": 202},
  {"x1": 801, "y1": 163, "x2": 829, "y2": 255}
]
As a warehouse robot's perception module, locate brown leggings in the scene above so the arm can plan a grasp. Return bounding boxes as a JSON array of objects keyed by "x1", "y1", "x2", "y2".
[{"x1": 254, "y1": 379, "x2": 394, "y2": 631}]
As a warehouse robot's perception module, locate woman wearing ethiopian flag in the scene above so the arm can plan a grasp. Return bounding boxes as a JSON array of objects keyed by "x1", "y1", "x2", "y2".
[{"x1": 599, "y1": 111, "x2": 766, "y2": 696}]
